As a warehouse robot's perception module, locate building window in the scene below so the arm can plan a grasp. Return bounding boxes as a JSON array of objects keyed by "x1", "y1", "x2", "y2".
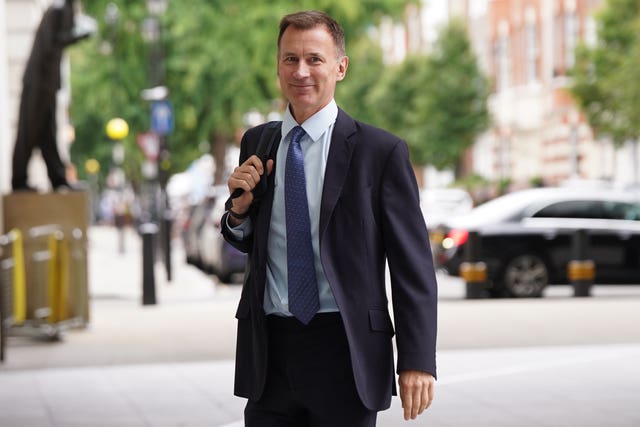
[
  {"x1": 565, "y1": 9, "x2": 578, "y2": 68},
  {"x1": 553, "y1": 13, "x2": 563, "y2": 75},
  {"x1": 495, "y1": 22, "x2": 511, "y2": 92},
  {"x1": 526, "y1": 21, "x2": 538, "y2": 83}
]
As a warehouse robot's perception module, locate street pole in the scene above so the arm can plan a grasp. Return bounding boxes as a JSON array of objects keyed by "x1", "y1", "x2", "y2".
[
  {"x1": 106, "y1": 118, "x2": 129, "y2": 255},
  {"x1": 568, "y1": 110, "x2": 580, "y2": 179},
  {"x1": 142, "y1": 0, "x2": 172, "y2": 282}
]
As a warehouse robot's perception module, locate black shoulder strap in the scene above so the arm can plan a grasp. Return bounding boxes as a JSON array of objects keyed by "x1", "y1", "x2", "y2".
[
  {"x1": 256, "y1": 120, "x2": 282, "y2": 163},
  {"x1": 228, "y1": 121, "x2": 282, "y2": 202}
]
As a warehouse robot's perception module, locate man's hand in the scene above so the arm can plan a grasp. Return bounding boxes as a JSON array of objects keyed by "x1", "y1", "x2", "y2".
[
  {"x1": 398, "y1": 370, "x2": 435, "y2": 421},
  {"x1": 227, "y1": 155, "x2": 274, "y2": 220}
]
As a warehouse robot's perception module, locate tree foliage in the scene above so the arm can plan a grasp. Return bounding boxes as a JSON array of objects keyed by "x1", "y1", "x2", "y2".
[
  {"x1": 335, "y1": 35, "x2": 386, "y2": 125},
  {"x1": 570, "y1": 0, "x2": 640, "y2": 145},
  {"x1": 368, "y1": 19, "x2": 490, "y2": 172},
  {"x1": 70, "y1": 0, "x2": 410, "y2": 184}
]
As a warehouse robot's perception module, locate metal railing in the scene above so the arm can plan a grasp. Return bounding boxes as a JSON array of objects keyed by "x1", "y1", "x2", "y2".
[{"x1": 1, "y1": 225, "x2": 88, "y2": 362}]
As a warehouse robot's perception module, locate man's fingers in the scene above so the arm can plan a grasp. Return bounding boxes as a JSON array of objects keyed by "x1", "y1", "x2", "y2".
[
  {"x1": 417, "y1": 381, "x2": 429, "y2": 415},
  {"x1": 230, "y1": 155, "x2": 264, "y2": 193},
  {"x1": 400, "y1": 386, "x2": 413, "y2": 421},
  {"x1": 411, "y1": 385, "x2": 421, "y2": 419},
  {"x1": 243, "y1": 155, "x2": 265, "y2": 175},
  {"x1": 233, "y1": 169, "x2": 258, "y2": 190},
  {"x1": 266, "y1": 159, "x2": 274, "y2": 176},
  {"x1": 424, "y1": 379, "x2": 434, "y2": 411},
  {"x1": 399, "y1": 371, "x2": 436, "y2": 421}
]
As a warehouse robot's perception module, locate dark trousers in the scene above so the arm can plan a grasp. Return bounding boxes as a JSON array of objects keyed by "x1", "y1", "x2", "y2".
[{"x1": 244, "y1": 313, "x2": 377, "y2": 427}]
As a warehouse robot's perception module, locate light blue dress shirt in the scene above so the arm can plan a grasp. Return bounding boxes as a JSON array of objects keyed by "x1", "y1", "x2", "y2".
[{"x1": 229, "y1": 100, "x2": 339, "y2": 316}]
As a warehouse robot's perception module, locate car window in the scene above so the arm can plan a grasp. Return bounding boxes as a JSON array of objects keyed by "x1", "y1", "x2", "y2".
[
  {"x1": 532, "y1": 200, "x2": 602, "y2": 219},
  {"x1": 617, "y1": 202, "x2": 640, "y2": 221},
  {"x1": 532, "y1": 200, "x2": 640, "y2": 220},
  {"x1": 600, "y1": 201, "x2": 640, "y2": 220}
]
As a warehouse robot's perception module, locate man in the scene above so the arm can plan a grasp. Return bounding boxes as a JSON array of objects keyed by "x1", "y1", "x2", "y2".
[{"x1": 222, "y1": 10, "x2": 437, "y2": 426}]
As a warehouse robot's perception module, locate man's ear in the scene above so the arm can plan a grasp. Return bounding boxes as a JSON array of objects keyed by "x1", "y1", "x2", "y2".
[{"x1": 336, "y1": 56, "x2": 349, "y2": 81}]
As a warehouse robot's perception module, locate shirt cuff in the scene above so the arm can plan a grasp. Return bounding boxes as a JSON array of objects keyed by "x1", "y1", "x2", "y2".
[{"x1": 226, "y1": 214, "x2": 253, "y2": 240}]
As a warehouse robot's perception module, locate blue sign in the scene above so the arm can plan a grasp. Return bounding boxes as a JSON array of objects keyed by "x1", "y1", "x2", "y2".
[{"x1": 151, "y1": 100, "x2": 174, "y2": 135}]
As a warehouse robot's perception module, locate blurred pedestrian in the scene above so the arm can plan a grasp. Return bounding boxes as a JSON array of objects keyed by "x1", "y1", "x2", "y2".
[{"x1": 222, "y1": 10, "x2": 438, "y2": 426}]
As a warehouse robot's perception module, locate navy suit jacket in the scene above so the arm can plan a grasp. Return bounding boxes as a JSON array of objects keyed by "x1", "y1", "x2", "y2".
[{"x1": 222, "y1": 108, "x2": 438, "y2": 411}]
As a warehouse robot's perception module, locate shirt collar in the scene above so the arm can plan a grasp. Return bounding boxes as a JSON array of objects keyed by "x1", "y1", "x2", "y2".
[{"x1": 281, "y1": 99, "x2": 338, "y2": 142}]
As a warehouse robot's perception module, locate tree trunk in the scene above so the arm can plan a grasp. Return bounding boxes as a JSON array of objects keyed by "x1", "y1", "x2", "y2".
[{"x1": 211, "y1": 131, "x2": 227, "y2": 186}]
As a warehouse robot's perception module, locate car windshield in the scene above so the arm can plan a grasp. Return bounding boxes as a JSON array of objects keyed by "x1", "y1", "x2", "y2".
[
  {"x1": 531, "y1": 200, "x2": 640, "y2": 220},
  {"x1": 448, "y1": 191, "x2": 536, "y2": 226},
  {"x1": 445, "y1": 188, "x2": 640, "y2": 228}
]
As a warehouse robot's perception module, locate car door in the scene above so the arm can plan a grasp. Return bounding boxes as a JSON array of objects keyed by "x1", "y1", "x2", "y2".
[
  {"x1": 526, "y1": 200, "x2": 640, "y2": 284},
  {"x1": 597, "y1": 201, "x2": 640, "y2": 283}
]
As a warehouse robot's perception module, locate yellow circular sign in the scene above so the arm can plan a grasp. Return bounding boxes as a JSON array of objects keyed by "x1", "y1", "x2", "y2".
[
  {"x1": 106, "y1": 118, "x2": 129, "y2": 140},
  {"x1": 85, "y1": 158, "x2": 101, "y2": 174}
]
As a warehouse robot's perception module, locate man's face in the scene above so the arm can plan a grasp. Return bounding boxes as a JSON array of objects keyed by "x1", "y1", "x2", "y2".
[{"x1": 277, "y1": 25, "x2": 348, "y2": 123}]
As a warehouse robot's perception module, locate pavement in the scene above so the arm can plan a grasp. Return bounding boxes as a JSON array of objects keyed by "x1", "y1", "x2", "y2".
[{"x1": 1, "y1": 225, "x2": 640, "y2": 426}]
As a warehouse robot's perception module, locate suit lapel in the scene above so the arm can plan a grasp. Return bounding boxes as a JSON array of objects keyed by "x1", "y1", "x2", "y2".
[{"x1": 319, "y1": 109, "x2": 357, "y2": 238}]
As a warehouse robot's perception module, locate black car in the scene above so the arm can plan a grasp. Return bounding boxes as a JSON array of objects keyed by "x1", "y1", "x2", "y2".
[{"x1": 431, "y1": 187, "x2": 640, "y2": 297}]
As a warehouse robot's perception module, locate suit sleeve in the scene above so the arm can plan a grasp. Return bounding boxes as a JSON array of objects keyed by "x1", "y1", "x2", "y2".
[
  {"x1": 381, "y1": 140, "x2": 438, "y2": 379},
  {"x1": 220, "y1": 128, "x2": 259, "y2": 253}
]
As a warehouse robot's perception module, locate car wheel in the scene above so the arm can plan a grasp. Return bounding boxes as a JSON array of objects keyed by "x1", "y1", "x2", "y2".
[
  {"x1": 501, "y1": 253, "x2": 549, "y2": 298},
  {"x1": 217, "y1": 271, "x2": 232, "y2": 283}
]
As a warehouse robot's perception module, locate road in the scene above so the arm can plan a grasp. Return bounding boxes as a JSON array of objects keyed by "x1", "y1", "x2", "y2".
[{"x1": 1, "y1": 226, "x2": 639, "y2": 426}]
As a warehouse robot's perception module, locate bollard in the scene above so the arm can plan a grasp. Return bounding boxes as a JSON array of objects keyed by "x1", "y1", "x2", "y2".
[
  {"x1": 46, "y1": 231, "x2": 68, "y2": 323},
  {"x1": 9, "y1": 230, "x2": 26, "y2": 324},
  {"x1": 162, "y1": 211, "x2": 172, "y2": 282},
  {"x1": 140, "y1": 223, "x2": 158, "y2": 305},
  {"x1": 1, "y1": 236, "x2": 7, "y2": 362},
  {"x1": 115, "y1": 213, "x2": 126, "y2": 255},
  {"x1": 460, "y1": 231, "x2": 488, "y2": 299},
  {"x1": 568, "y1": 229, "x2": 594, "y2": 297},
  {"x1": 70, "y1": 228, "x2": 89, "y2": 325}
]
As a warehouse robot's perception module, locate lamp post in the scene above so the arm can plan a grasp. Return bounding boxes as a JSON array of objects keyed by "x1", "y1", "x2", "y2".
[
  {"x1": 106, "y1": 117, "x2": 129, "y2": 254},
  {"x1": 568, "y1": 110, "x2": 580, "y2": 179},
  {"x1": 141, "y1": 0, "x2": 172, "y2": 282},
  {"x1": 84, "y1": 158, "x2": 100, "y2": 224}
]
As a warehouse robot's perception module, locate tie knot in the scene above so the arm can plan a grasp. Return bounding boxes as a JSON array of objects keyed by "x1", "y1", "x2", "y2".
[{"x1": 290, "y1": 126, "x2": 306, "y2": 145}]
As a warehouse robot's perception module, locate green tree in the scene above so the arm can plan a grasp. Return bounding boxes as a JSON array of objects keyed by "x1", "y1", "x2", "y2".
[
  {"x1": 70, "y1": 1, "x2": 150, "y2": 184},
  {"x1": 336, "y1": 36, "x2": 386, "y2": 125},
  {"x1": 369, "y1": 19, "x2": 490, "y2": 174},
  {"x1": 570, "y1": 0, "x2": 640, "y2": 145},
  {"x1": 70, "y1": 1, "x2": 411, "y2": 185}
]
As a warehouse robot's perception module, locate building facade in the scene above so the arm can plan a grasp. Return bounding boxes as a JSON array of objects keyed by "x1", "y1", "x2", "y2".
[
  {"x1": 380, "y1": 0, "x2": 637, "y2": 190},
  {"x1": 477, "y1": 0, "x2": 611, "y2": 188}
]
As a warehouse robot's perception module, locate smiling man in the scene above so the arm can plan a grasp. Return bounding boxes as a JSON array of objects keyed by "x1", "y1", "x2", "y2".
[{"x1": 222, "y1": 10, "x2": 438, "y2": 427}]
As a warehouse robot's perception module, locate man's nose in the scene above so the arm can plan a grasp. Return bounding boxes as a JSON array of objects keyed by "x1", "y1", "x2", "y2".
[{"x1": 293, "y1": 61, "x2": 310, "y2": 79}]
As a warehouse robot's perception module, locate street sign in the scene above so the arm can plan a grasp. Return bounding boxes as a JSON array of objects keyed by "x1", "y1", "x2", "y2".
[
  {"x1": 151, "y1": 100, "x2": 173, "y2": 135},
  {"x1": 136, "y1": 132, "x2": 160, "y2": 161}
]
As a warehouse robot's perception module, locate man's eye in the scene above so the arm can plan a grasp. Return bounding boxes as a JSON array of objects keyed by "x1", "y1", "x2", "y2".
[
  {"x1": 309, "y1": 57, "x2": 322, "y2": 63},
  {"x1": 283, "y1": 56, "x2": 298, "y2": 63}
]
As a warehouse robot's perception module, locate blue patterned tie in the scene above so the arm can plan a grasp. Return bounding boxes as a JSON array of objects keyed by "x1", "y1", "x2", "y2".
[{"x1": 285, "y1": 126, "x2": 320, "y2": 324}]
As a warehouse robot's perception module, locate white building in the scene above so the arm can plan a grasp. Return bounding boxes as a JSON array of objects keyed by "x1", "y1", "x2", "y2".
[{"x1": 378, "y1": 0, "x2": 639, "y2": 190}]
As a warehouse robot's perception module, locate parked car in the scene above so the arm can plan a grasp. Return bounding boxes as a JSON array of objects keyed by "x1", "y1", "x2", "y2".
[
  {"x1": 182, "y1": 191, "x2": 217, "y2": 270},
  {"x1": 197, "y1": 186, "x2": 247, "y2": 283},
  {"x1": 431, "y1": 187, "x2": 640, "y2": 297},
  {"x1": 420, "y1": 188, "x2": 473, "y2": 229}
]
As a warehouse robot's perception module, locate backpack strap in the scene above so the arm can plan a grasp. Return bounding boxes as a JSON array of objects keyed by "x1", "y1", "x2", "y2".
[{"x1": 227, "y1": 121, "x2": 282, "y2": 206}]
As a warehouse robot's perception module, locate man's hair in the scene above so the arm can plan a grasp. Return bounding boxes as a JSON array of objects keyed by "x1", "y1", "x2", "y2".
[{"x1": 278, "y1": 10, "x2": 346, "y2": 57}]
